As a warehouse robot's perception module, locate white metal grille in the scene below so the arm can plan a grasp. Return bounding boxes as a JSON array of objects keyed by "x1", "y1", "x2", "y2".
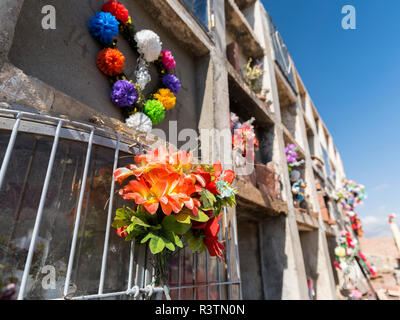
[{"x1": 0, "y1": 109, "x2": 242, "y2": 300}]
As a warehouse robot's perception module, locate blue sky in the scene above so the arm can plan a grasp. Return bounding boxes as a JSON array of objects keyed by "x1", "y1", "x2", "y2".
[{"x1": 262, "y1": 0, "x2": 400, "y2": 237}]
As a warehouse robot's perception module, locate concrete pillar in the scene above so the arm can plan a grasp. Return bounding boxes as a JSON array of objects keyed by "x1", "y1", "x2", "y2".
[
  {"x1": 0, "y1": 0, "x2": 24, "y2": 69},
  {"x1": 254, "y1": 4, "x2": 309, "y2": 300}
]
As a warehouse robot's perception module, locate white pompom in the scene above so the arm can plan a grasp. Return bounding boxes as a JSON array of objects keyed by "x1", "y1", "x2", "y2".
[
  {"x1": 134, "y1": 30, "x2": 162, "y2": 62},
  {"x1": 125, "y1": 112, "x2": 153, "y2": 133}
]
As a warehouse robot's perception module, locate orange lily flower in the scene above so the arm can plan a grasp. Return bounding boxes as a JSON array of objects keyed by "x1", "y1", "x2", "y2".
[{"x1": 119, "y1": 175, "x2": 168, "y2": 215}]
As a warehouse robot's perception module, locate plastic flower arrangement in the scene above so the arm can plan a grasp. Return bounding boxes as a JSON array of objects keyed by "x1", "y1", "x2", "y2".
[
  {"x1": 334, "y1": 230, "x2": 376, "y2": 277},
  {"x1": 285, "y1": 144, "x2": 304, "y2": 173},
  {"x1": 349, "y1": 289, "x2": 363, "y2": 300},
  {"x1": 112, "y1": 146, "x2": 237, "y2": 286},
  {"x1": 230, "y1": 112, "x2": 259, "y2": 162},
  {"x1": 243, "y1": 58, "x2": 265, "y2": 94},
  {"x1": 334, "y1": 230, "x2": 358, "y2": 273},
  {"x1": 88, "y1": 0, "x2": 181, "y2": 131},
  {"x1": 337, "y1": 179, "x2": 367, "y2": 238}
]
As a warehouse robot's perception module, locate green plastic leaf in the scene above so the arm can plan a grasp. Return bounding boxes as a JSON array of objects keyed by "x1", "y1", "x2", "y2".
[
  {"x1": 149, "y1": 236, "x2": 165, "y2": 254},
  {"x1": 190, "y1": 210, "x2": 209, "y2": 223},
  {"x1": 162, "y1": 236, "x2": 175, "y2": 252},
  {"x1": 186, "y1": 232, "x2": 204, "y2": 253},
  {"x1": 200, "y1": 189, "x2": 217, "y2": 210},
  {"x1": 165, "y1": 231, "x2": 183, "y2": 248},
  {"x1": 162, "y1": 216, "x2": 191, "y2": 235},
  {"x1": 111, "y1": 220, "x2": 128, "y2": 228},
  {"x1": 131, "y1": 216, "x2": 151, "y2": 228},
  {"x1": 174, "y1": 212, "x2": 191, "y2": 224},
  {"x1": 141, "y1": 232, "x2": 156, "y2": 244}
]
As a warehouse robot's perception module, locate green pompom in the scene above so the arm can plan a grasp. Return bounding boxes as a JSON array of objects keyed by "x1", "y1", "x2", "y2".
[{"x1": 144, "y1": 99, "x2": 165, "y2": 125}]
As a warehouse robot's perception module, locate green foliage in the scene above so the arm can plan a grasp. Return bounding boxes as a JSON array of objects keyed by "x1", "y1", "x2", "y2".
[
  {"x1": 199, "y1": 189, "x2": 216, "y2": 210},
  {"x1": 185, "y1": 231, "x2": 206, "y2": 254},
  {"x1": 162, "y1": 215, "x2": 192, "y2": 235}
]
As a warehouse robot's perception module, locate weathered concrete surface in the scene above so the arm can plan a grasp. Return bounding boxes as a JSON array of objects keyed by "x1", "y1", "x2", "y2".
[
  {"x1": 235, "y1": 178, "x2": 288, "y2": 217},
  {"x1": 235, "y1": 0, "x2": 257, "y2": 11},
  {"x1": 225, "y1": 0, "x2": 264, "y2": 59},
  {"x1": 0, "y1": 0, "x2": 24, "y2": 69},
  {"x1": 0, "y1": 62, "x2": 54, "y2": 112},
  {"x1": 237, "y1": 220, "x2": 264, "y2": 299}
]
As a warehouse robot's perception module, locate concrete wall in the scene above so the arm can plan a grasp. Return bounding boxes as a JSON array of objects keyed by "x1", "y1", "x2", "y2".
[{"x1": 8, "y1": 0, "x2": 201, "y2": 143}]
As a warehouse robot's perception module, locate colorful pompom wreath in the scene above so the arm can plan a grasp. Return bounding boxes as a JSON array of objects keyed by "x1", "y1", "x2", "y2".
[
  {"x1": 154, "y1": 88, "x2": 176, "y2": 111},
  {"x1": 102, "y1": 0, "x2": 130, "y2": 24},
  {"x1": 88, "y1": 1, "x2": 181, "y2": 129},
  {"x1": 161, "y1": 50, "x2": 176, "y2": 71},
  {"x1": 88, "y1": 12, "x2": 119, "y2": 45},
  {"x1": 111, "y1": 80, "x2": 138, "y2": 107},
  {"x1": 144, "y1": 99, "x2": 166, "y2": 125},
  {"x1": 96, "y1": 48, "x2": 125, "y2": 76},
  {"x1": 162, "y1": 74, "x2": 181, "y2": 94}
]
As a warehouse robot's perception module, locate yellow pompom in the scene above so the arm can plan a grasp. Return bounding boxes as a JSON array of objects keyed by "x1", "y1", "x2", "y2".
[{"x1": 154, "y1": 88, "x2": 176, "y2": 110}]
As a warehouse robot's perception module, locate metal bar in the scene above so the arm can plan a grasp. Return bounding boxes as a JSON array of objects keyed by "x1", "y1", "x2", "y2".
[
  {"x1": 169, "y1": 281, "x2": 241, "y2": 291},
  {"x1": 72, "y1": 163, "x2": 95, "y2": 284},
  {"x1": 63, "y1": 127, "x2": 95, "y2": 297},
  {"x1": 0, "y1": 112, "x2": 22, "y2": 190},
  {"x1": 216, "y1": 222, "x2": 222, "y2": 299},
  {"x1": 17, "y1": 120, "x2": 63, "y2": 300},
  {"x1": 258, "y1": 222, "x2": 267, "y2": 300},
  {"x1": 192, "y1": 253, "x2": 196, "y2": 300},
  {"x1": 177, "y1": 249, "x2": 181, "y2": 300},
  {"x1": 223, "y1": 207, "x2": 232, "y2": 300},
  {"x1": 205, "y1": 252, "x2": 209, "y2": 300},
  {"x1": 127, "y1": 240, "x2": 136, "y2": 291},
  {"x1": 54, "y1": 287, "x2": 165, "y2": 300},
  {"x1": 0, "y1": 109, "x2": 150, "y2": 150},
  {"x1": 98, "y1": 135, "x2": 120, "y2": 294},
  {"x1": 231, "y1": 210, "x2": 243, "y2": 300}
]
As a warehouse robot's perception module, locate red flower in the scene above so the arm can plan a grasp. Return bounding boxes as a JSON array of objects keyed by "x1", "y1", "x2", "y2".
[
  {"x1": 193, "y1": 161, "x2": 235, "y2": 195},
  {"x1": 203, "y1": 215, "x2": 225, "y2": 258},
  {"x1": 358, "y1": 251, "x2": 367, "y2": 262},
  {"x1": 116, "y1": 226, "x2": 128, "y2": 238},
  {"x1": 334, "y1": 261, "x2": 342, "y2": 270},
  {"x1": 102, "y1": 0, "x2": 129, "y2": 24}
]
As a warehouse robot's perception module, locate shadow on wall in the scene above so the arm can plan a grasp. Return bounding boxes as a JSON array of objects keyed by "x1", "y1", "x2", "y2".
[
  {"x1": 298, "y1": 230, "x2": 320, "y2": 300},
  {"x1": 237, "y1": 213, "x2": 287, "y2": 300}
]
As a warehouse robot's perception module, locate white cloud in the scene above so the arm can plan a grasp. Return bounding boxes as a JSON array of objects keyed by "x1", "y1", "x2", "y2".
[
  {"x1": 371, "y1": 183, "x2": 390, "y2": 192},
  {"x1": 362, "y1": 215, "x2": 392, "y2": 238}
]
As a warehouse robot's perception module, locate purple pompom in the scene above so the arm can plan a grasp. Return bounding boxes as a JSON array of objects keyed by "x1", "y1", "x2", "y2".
[
  {"x1": 162, "y1": 74, "x2": 181, "y2": 94},
  {"x1": 111, "y1": 80, "x2": 138, "y2": 107}
]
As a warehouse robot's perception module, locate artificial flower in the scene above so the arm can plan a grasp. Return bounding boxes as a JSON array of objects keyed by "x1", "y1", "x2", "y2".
[
  {"x1": 119, "y1": 175, "x2": 169, "y2": 215},
  {"x1": 154, "y1": 88, "x2": 176, "y2": 110},
  {"x1": 97, "y1": 48, "x2": 125, "y2": 76},
  {"x1": 125, "y1": 112, "x2": 153, "y2": 133},
  {"x1": 144, "y1": 99, "x2": 166, "y2": 125},
  {"x1": 116, "y1": 226, "x2": 128, "y2": 238},
  {"x1": 335, "y1": 246, "x2": 346, "y2": 257},
  {"x1": 350, "y1": 289, "x2": 362, "y2": 300},
  {"x1": 111, "y1": 80, "x2": 138, "y2": 107},
  {"x1": 102, "y1": 0, "x2": 129, "y2": 24},
  {"x1": 134, "y1": 30, "x2": 162, "y2": 62},
  {"x1": 162, "y1": 74, "x2": 181, "y2": 94},
  {"x1": 204, "y1": 215, "x2": 225, "y2": 258},
  {"x1": 88, "y1": 12, "x2": 119, "y2": 45},
  {"x1": 160, "y1": 50, "x2": 176, "y2": 70}
]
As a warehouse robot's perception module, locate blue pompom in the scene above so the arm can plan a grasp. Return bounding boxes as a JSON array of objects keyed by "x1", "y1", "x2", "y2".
[{"x1": 88, "y1": 12, "x2": 119, "y2": 45}]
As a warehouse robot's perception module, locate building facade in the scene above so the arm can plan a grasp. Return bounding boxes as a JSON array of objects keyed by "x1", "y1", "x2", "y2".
[{"x1": 0, "y1": 0, "x2": 358, "y2": 300}]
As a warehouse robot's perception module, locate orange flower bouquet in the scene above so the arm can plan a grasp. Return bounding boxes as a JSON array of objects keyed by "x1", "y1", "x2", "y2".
[{"x1": 112, "y1": 146, "x2": 237, "y2": 287}]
